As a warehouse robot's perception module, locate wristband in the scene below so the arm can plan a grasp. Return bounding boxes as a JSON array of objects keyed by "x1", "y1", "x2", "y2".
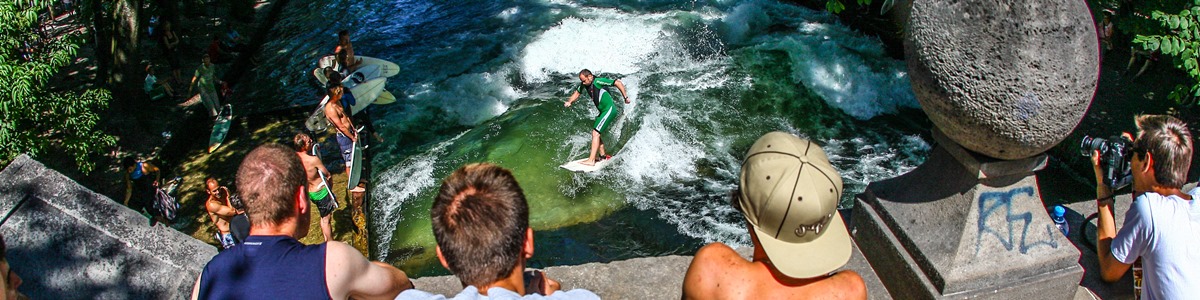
[{"x1": 1096, "y1": 195, "x2": 1115, "y2": 204}]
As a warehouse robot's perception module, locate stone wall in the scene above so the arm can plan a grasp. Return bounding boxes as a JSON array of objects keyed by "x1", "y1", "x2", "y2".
[{"x1": 0, "y1": 155, "x2": 217, "y2": 299}]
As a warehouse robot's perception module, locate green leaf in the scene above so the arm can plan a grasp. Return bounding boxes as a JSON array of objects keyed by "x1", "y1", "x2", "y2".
[
  {"x1": 1146, "y1": 37, "x2": 1162, "y2": 51},
  {"x1": 1171, "y1": 16, "x2": 1181, "y2": 29}
]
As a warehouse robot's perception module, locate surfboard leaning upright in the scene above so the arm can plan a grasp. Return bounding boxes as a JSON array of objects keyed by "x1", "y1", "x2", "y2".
[{"x1": 346, "y1": 127, "x2": 366, "y2": 191}]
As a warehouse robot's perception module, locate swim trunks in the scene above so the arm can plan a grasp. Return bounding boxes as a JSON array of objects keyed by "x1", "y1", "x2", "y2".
[
  {"x1": 308, "y1": 184, "x2": 336, "y2": 217},
  {"x1": 215, "y1": 232, "x2": 236, "y2": 250},
  {"x1": 336, "y1": 131, "x2": 354, "y2": 165},
  {"x1": 593, "y1": 99, "x2": 617, "y2": 134}
]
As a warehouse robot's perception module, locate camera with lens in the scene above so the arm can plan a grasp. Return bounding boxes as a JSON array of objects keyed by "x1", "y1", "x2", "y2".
[{"x1": 1079, "y1": 135, "x2": 1133, "y2": 189}]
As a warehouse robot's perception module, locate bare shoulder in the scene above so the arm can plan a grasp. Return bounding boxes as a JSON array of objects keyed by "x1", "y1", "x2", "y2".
[
  {"x1": 683, "y1": 243, "x2": 747, "y2": 300},
  {"x1": 325, "y1": 241, "x2": 362, "y2": 260},
  {"x1": 822, "y1": 270, "x2": 867, "y2": 300}
]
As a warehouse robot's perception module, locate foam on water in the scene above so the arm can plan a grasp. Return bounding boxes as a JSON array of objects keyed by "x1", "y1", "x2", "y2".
[
  {"x1": 370, "y1": 132, "x2": 465, "y2": 261},
  {"x1": 519, "y1": 9, "x2": 671, "y2": 82},
  {"x1": 354, "y1": 0, "x2": 931, "y2": 266},
  {"x1": 723, "y1": 2, "x2": 918, "y2": 120},
  {"x1": 406, "y1": 68, "x2": 522, "y2": 126}
]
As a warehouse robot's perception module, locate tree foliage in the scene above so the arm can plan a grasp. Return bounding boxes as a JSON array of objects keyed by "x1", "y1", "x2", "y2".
[
  {"x1": 1, "y1": 0, "x2": 116, "y2": 173},
  {"x1": 1133, "y1": 0, "x2": 1200, "y2": 104}
]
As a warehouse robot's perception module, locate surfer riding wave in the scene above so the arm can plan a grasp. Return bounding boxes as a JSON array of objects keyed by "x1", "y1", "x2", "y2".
[{"x1": 564, "y1": 69, "x2": 631, "y2": 167}]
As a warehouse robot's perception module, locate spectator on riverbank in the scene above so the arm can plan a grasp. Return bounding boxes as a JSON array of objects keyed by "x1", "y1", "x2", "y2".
[
  {"x1": 204, "y1": 178, "x2": 238, "y2": 250},
  {"x1": 1, "y1": 233, "x2": 28, "y2": 300},
  {"x1": 188, "y1": 54, "x2": 222, "y2": 117},
  {"x1": 682, "y1": 132, "x2": 866, "y2": 300},
  {"x1": 192, "y1": 144, "x2": 412, "y2": 299},
  {"x1": 1093, "y1": 115, "x2": 1200, "y2": 299},
  {"x1": 294, "y1": 132, "x2": 337, "y2": 243},
  {"x1": 207, "y1": 36, "x2": 232, "y2": 64},
  {"x1": 395, "y1": 163, "x2": 600, "y2": 300},
  {"x1": 158, "y1": 20, "x2": 182, "y2": 85},
  {"x1": 144, "y1": 64, "x2": 176, "y2": 101},
  {"x1": 123, "y1": 157, "x2": 169, "y2": 225}
]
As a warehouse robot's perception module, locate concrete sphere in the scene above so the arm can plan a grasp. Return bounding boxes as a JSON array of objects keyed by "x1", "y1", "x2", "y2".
[{"x1": 905, "y1": 0, "x2": 1099, "y2": 160}]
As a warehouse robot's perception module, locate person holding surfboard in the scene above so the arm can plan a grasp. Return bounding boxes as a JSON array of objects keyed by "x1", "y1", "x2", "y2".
[
  {"x1": 294, "y1": 133, "x2": 337, "y2": 243},
  {"x1": 323, "y1": 82, "x2": 367, "y2": 193},
  {"x1": 563, "y1": 69, "x2": 631, "y2": 167}
]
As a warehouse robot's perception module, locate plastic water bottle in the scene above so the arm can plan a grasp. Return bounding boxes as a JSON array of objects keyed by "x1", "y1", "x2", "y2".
[{"x1": 1052, "y1": 205, "x2": 1069, "y2": 236}]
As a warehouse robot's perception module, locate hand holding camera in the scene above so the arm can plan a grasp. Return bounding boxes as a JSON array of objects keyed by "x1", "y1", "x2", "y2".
[{"x1": 1080, "y1": 134, "x2": 1135, "y2": 189}]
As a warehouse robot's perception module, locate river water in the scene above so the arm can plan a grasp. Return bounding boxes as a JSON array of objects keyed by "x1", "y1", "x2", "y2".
[{"x1": 244, "y1": 0, "x2": 931, "y2": 276}]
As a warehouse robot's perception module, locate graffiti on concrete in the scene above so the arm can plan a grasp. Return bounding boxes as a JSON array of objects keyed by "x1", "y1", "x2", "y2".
[{"x1": 975, "y1": 186, "x2": 1058, "y2": 256}]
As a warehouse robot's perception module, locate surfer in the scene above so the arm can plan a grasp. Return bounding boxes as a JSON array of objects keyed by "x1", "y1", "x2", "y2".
[
  {"x1": 294, "y1": 133, "x2": 337, "y2": 242},
  {"x1": 334, "y1": 30, "x2": 362, "y2": 73},
  {"x1": 564, "y1": 69, "x2": 631, "y2": 166},
  {"x1": 323, "y1": 83, "x2": 366, "y2": 193}
]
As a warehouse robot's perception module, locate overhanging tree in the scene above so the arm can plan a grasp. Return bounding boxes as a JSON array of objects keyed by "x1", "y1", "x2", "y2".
[
  {"x1": 1133, "y1": 0, "x2": 1200, "y2": 105},
  {"x1": 0, "y1": 0, "x2": 116, "y2": 173}
]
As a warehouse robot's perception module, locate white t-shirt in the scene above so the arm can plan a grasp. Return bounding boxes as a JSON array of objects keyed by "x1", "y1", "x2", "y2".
[
  {"x1": 1110, "y1": 188, "x2": 1200, "y2": 300},
  {"x1": 395, "y1": 285, "x2": 600, "y2": 300}
]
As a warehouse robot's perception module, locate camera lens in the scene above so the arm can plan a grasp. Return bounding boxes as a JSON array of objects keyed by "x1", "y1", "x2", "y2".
[{"x1": 1080, "y1": 136, "x2": 1109, "y2": 157}]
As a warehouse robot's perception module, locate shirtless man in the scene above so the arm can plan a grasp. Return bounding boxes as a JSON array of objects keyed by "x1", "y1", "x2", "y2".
[
  {"x1": 682, "y1": 132, "x2": 867, "y2": 299},
  {"x1": 564, "y1": 69, "x2": 630, "y2": 166},
  {"x1": 334, "y1": 30, "x2": 361, "y2": 72},
  {"x1": 322, "y1": 82, "x2": 365, "y2": 193},
  {"x1": 205, "y1": 178, "x2": 238, "y2": 250},
  {"x1": 294, "y1": 132, "x2": 337, "y2": 243}
]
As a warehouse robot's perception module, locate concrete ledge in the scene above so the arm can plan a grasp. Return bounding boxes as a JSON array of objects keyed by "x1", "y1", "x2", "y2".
[
  {"x1": 413, "y1": 242, "x2": 892, "y2": 300},
  {"x1": 0, "y1": 155, "x2": 217, "y2": 299}
]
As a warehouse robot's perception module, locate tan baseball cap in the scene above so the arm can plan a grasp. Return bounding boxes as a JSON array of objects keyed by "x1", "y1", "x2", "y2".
[{"x1": 738, "y1": 131, "x2": 850, "y2": 279}]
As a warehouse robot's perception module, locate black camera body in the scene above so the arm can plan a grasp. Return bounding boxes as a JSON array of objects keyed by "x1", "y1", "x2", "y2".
[{"x1": 1080, "y1": 135, "x2": 1133, "y2": 189}]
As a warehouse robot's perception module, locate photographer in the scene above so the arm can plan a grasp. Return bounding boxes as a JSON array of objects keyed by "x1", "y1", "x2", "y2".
[{"x1": 1092, "y1": 115, "x2": 1200, "y2": 299}]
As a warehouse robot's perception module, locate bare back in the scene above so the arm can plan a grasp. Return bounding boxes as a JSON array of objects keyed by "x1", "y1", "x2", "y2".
[{"x1": 682, "y1": 243, "x2": 867, "y2": 300}]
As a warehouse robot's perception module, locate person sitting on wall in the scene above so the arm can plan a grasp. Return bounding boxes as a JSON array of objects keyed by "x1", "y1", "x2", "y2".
[
  {"x1": 395, "y1": 163, "x2": 600, "y2": 300},
  {"x1": 1093, "y1": 115, "x2": 1200, "y2": 299},
  {"x1": 682, "y1": 131, "x2": 867, "y2": 300}
]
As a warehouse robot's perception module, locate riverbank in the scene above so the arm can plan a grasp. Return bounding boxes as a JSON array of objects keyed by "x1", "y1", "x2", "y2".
[{"x1": 37, "y1": 0, "x2": 372, "y2": 253}]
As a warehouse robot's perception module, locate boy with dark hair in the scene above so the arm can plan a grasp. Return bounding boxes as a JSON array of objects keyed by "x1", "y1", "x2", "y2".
[
  {"x1": 1094, "y1": 114, "x2": 1200, "y2": 299},
  {"x1": 395, "y1": 163, "x2": 599, "y2": 299}
]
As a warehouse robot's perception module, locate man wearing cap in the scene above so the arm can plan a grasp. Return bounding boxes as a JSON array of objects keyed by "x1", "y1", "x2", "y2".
[{"x1": 682, "y1": 131, "x2": 866, "y2": 299}]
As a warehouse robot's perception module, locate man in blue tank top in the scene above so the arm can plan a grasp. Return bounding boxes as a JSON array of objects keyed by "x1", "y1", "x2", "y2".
[
  {"x1": 395, "y1": 163, "x2": 600, "y2": 299},
  {"x1": 191, "y1": 144, "x2": 413, "y2": 300}
]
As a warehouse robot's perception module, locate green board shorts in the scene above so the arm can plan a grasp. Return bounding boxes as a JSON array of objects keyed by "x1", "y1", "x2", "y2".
[
  {"x1": 308, "y1": 185, "x2": 335, "y2": 217},
  {"x1": 593, "y1": 98, "x2": 618, "y2": 133}
]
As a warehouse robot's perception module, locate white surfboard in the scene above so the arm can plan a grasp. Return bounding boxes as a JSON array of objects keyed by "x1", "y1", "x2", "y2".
[
  {"x1": 560, "y1": 156, "x2": 616, "y2": 173},
  {"x1": 346, "y1": 127, "x2": 366, "y2": 191},
  {"x1": 315, "y1": 167, "x2": 337, "y2": 208}
]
